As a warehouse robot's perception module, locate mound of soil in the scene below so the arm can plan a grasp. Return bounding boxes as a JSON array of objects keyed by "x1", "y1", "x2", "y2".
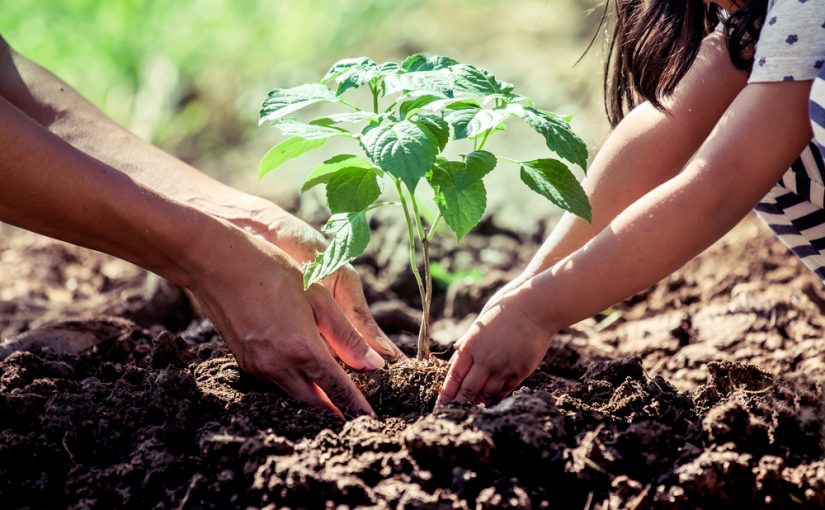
[{"x1": 0, "y1": 216, "x2": 823, "y2": 509}]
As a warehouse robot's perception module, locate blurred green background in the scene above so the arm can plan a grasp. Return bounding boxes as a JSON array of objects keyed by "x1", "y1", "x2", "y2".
[{"x1": 1, "y1": 0, "x2": 610, "y2": 223}]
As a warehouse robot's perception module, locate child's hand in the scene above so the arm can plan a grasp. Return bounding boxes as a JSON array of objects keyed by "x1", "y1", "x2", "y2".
[{"x1": 436, "y1": 286, "x2": 556, "y2": 406}]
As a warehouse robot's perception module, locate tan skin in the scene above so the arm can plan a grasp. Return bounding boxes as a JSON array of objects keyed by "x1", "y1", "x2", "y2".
[
  {"x1": 0, "y1": 37, "x2": 403, "y2": 418},
  {"x1": 438, "y1": 28, "x2": 816, "y2": 405}
]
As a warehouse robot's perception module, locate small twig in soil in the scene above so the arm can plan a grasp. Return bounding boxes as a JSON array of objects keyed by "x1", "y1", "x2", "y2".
[
  {"x1": 177, "y1": 473, "x2": 203, "y2": 510},
  {"x1": 626, "y1": 484, "x2": 651, "y2": 510},
  {"x1": 582, "y1": 491, "x2": 593, "y2": 510},
  {"x1": 61, "y1": 432, "x2": 76, "y2": 464},
  {"x1": 641, "y1": 366, "x2": 664, "y2": 392}
]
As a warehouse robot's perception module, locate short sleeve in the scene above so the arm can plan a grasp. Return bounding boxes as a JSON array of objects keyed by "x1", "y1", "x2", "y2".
[{"x1": 749, "y1": 0, "x2": 825, "y2": 84}]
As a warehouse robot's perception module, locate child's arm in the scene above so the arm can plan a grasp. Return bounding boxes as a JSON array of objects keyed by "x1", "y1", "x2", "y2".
[
  {"x1": 487, "y1": 33, "x2": 747, "y2": 307},
  {"x1": 439, "y1": 79, "x2": 815, "y2": 405}
]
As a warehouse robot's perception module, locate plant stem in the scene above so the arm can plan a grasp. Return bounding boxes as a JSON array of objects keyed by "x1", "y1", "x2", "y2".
[
  {"x1": 409, "y1": 191, "x2": 432, "y2": 359},
  {"x1": 383, "y1": 99, "x2": 399, "y2": 114},
  {"x1": 409, "y1": 190, "x2": 426, "y2": 241},
  {"x1": 365, "y1": 201, "x2": 400, "y2": 212},
  {"x1": 419, "y1": 235, "x2": 432, "y2": 359},
  {"x1": 425, "y1": 212, "x2": 442, "y2": 243},
  {"x1": 370, "y1": 84, "x2": 379, "y2": 114},
  {"x1": 499, "y1": 155, "x2": 521, "y2": 165},
  {"x1": 477, "y1": 128, "x2": 492, "y2": 151},
  {"x1": 393, "y1": 179, "x2": 426, "y2": 329},
  {"x1": 340, "y1": 99, "x2": 360, "y2": 112}
]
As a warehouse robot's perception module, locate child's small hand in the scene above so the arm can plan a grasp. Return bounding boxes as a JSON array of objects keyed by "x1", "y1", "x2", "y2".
[{"x1": 436, "y1": 286, "x2": 556, "y2": 406}]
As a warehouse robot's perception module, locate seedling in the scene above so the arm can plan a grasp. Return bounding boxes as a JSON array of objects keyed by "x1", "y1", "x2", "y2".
[{"x1": 258, "y1": 54, "x2": 590, "y2": 359}]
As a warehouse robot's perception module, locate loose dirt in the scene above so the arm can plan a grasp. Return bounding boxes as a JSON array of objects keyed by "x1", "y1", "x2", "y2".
[{"x1": 0, "y1": 215, "x2": 822, "y2": 509}]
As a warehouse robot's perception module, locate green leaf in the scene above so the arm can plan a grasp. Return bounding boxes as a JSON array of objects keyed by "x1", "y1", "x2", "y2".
[
  {"x1": 509, "y1": 105, "x2": 588, "y2": 170},
  {"x1": 399, "y1": 95, "x2": 442, "y2": 119},
  {"x1": 320, "y1": 57, "x2": 390, "y2": 95},
  {"x1": 430, "y1": 261, "x2": 484, "y2": 286},
  {"x1": 310, "y1": 111, "x2": 376, "y2": 126},
  {"x1": 303, "y1": 212, "x2": 370, "y2": 289},
  {"x1": 336, "y1": 66, "x2": 379, "y2": 95},
  {"x1": 322, "y1": 57, "x2": 376, "y2": 83},
  {"x1": 443, "y1": 107, "x2": 479, "y2": 140},
  {"x1": 465, "y1": 108, "x2": 511, "y2": 138},
  {"x1": 384, "y1": 70, "x2": 455, "y2": 97},
  {"x1": 326, "y1": 166, "x2": 384, "y2": 213},
  {"x1": 376, "y1": 61, "x2": 401, "y2": 74},
  {"x1": 411, "y1": 111, "x2": 450, "y2": 151},
  {"x1": 259, "y1": 84, "x2": 336, "y2": 124},
  {"x1": 302, "y1": 154, "x2": 375, "y2": 192},
  {"x1": 431, "y1": 150, "x2": 496, "y2": 190},
  {"x1": 270, "y1": 118, "x2": 351, "y2": 140},
  {"x1": 520, "y1": 159, "x2": 591, "y2": 222},
  {"x1": 427, "y1": 159, "x2": 489, "y2": 240},
  {"x1": 360, "y1": 120, "x2": 439, "y2": 191},
  {"x1": 481, "y1": 93, "x2": 531, "y2": 107},
  {"x1": 259, "y1": 137, "x2": 327, "y2": 179},
  {"x1": 462, "y1": 150, "x2": 498, "y2": 185},
  {"x1": 451, "y1": 64, "x2": 514, "y2": 96},
  {"x1": 401, "y1": 54, "x2": 459, "y2": 72},
  {"x1": 426, "y1": 97, "x2": 480, "y2": 113}
]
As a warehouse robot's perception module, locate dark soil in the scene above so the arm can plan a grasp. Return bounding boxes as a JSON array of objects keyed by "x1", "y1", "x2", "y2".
[
  {"x1": 350, "y1": 357, "x2": 448, "y2": 419},
  {"x1": 0, "y1": 216, "x2": 823, "y2": 509}
]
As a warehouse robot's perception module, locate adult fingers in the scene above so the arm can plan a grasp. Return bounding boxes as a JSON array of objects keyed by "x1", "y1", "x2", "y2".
[
  {"x1": 268, "y1": 368, "x2": 344, "y2": 418},
  {"x1": 306, "y1": 358, "x2": 376, "y2": 418},
  {"x1": 437, "y1": 349, "x2": 473, "y2": 406},
  {"x1": 330, "y1": 268, "x2": 403, "y2": 359},
  {"x1": 309, "y1": 285, "x2": 386, "y2": 371}
]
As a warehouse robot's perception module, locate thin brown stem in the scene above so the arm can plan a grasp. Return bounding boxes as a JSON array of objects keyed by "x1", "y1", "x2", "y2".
[
  {"x1": 409, "y1": 192, "x2": 432, "y2": 359},
  {"x1": 418, "y1": 235, "x2": 432, "y2": 359}
]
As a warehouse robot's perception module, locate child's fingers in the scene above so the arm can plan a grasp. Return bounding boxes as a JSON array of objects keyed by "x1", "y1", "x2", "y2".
[
  {"x1": 450, "y1": 365, "x2": 488, "y2": 404},
  {"x1": 437, "y1": 348, "x2": 473, "y2": 406},
  {"x1": 498, "y1": 375, "x2": 521, "y2": 401},
  {"x1": 478, "y1": 375, "x2": 508, "y2": 405}
]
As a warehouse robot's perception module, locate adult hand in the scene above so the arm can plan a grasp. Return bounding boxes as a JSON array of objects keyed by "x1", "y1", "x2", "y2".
[
  {"x1": 190, "y1": 222, "x2": 386, "y2": 417},
  {"x1": 436, "y1": 285, "x2": 555, "y2": 407},
  {"x1": 200, "y1": 195, "x2": 403, "y2": 360}
]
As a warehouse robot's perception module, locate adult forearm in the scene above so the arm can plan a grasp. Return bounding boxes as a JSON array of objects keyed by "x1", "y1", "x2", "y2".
[
  {"x1": 0, "y1": 39, "x2": 264, "y2": 219},
  {"x1": 0, "y1": 96, "x2": 220, "y2": 286}
]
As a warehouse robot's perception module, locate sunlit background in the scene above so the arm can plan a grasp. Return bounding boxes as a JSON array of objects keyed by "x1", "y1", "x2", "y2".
[{"x1": 2, "y1": 0, "x2": 611, "y2": 229}]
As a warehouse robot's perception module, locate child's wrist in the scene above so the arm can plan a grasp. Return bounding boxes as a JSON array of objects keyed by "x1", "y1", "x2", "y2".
[{"x1": 508, "y1": 281, "x2": 563, "y2": 337}]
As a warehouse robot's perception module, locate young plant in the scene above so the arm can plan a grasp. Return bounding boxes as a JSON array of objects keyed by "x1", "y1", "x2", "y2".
[{"x1": 258, "y1": 54, "x2": 590, "y2": 360}]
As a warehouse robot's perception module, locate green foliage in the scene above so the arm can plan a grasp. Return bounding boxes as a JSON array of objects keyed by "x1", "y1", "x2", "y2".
[
  {"x1": 302, "y1": 212, "x2": 370, "y2": 289},
  {"x1": 360, "y1": 120, "x2": 440, "y2": 192},
  {"x1": 430, "y1": 262, "x2": 484, "y2": 287},
  {"x1": 326, "y1": 167, "x2": 384, "y2": 214},
  {"x1": 1, "y1": 0, "x2": 413, "y2": 145},
  {"x1": 258, "y1": 53, "x2": 591, "y2": 289},
  {"x1": 520, "y1": 159, "x2": 591, "y2": 222},
  {"x1": 259, "y1": 138, "x2": 328, "y2": 179}
]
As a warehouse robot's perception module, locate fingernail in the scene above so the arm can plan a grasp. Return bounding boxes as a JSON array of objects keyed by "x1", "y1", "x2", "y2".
[
  {"x1": 365, "y1": 349, "x2": 385, "y2": 370},
  {"x1": 383, "y1": 339, "x2": 405, "y2": 358}
]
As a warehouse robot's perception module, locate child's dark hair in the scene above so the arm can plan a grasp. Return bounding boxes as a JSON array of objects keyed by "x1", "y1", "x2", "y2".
[{"x1": 601, "y1": 0, "x2": 768, "y2": 127}]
